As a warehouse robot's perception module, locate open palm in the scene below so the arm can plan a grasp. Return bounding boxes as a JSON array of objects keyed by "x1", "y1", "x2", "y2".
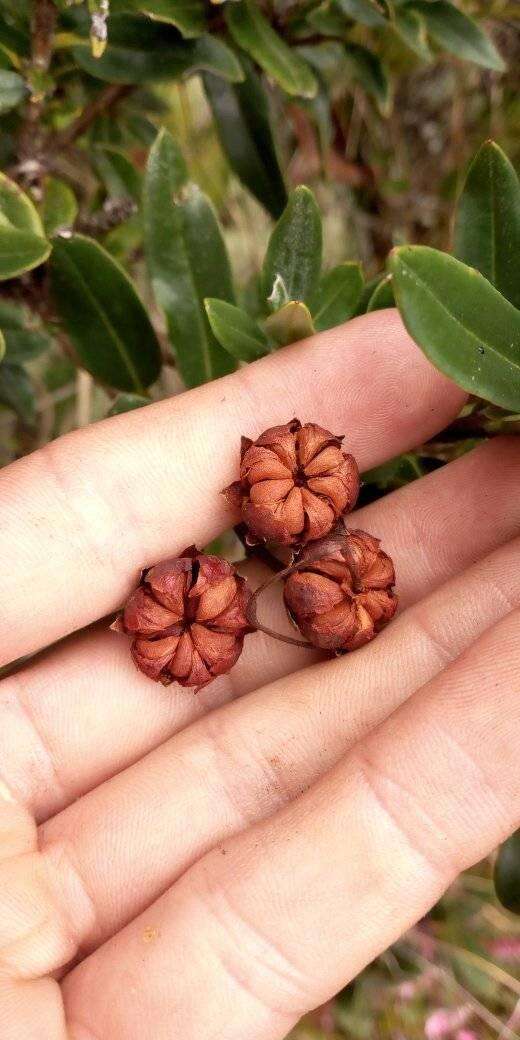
[{"x1": 1, "y1": 311, "x2": 519, "y2": 1040}]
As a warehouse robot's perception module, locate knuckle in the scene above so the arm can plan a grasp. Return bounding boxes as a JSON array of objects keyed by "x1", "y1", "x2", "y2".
[
  {"x1": 193, "y1": 857, "x2": 313, "y2": 1018},
  {"x1": 0, "y1": 672, "x2": 68, "y2": 820},
  {"x1": 354, "y1": 749, "x2": 459, "y2": 883}
]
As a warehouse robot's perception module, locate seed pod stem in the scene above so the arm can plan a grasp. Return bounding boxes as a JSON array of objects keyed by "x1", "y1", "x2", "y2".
[{"x1": 246, "y1": 560, "x2": 316, "y2": 649}]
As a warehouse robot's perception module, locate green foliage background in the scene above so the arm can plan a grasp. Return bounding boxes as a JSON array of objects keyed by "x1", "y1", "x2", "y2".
[{"x1": 0, "y1": 0, "x2": 519, "y2": 1034}]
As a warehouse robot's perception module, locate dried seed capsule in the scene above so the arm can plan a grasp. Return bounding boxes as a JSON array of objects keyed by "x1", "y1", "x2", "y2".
[
  {"x1": 224, "y1": 418, "x2": 360, "y2": 547},
  {"x1": 283, "y1": 524, "x2": 397, "y2": 652},
  {"x1": 112, "y1": 548, "x2": 254, "y2": 689}
]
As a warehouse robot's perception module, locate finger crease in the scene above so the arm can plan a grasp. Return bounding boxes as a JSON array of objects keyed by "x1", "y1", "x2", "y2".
[
  {"x1": 42, "y1": 839, "x2": 102, "y2": 958},
  {"x1": 407, "y1": 609, "x2": 455, "y2": 669},
  {"x1": 196, "y1": 867, "x2": 312, "y2": 1017},
  {"x1": 7, "y1": 673, "x2": 68, "y2": 810},
  {"x1": 354, "y1": 749, "x2": 458, "y2": 882}
]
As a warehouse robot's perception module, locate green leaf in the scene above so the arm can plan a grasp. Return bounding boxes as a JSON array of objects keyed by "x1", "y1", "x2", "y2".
[
  {"x1": 0, "y1": 169, "x2": 44, "y2": 234},
  {"x1": 203, "y1": 55, "x2": 287, "y2": 219},
  {"x1": 41, "y1": 177, "x2": 78, "y2": 236},
  {"x1": 354, "y1": 272, "x2": 385, "y2": 315},
  {"x1": 344, "y1": 43, "x2": 390, "y2": 111},
  {"x1": 390, "y1": 245, "x2": 520, "y2": 412},
  {"x1": 226, "y1": 0, "x2": 317, "y2": 98},
  {"x1": 494, "y1": 830, "x2": 520, "y2": 915},
  {"x1": 0, "y1": 171, "x2": 51, "y2": 281},
  {"x1": 3, "y1": 328, "x2": 52, "y2": 361},
  {"x1": 366, "y1": 272, "x2": 395, "y2": 311},
  {"x1": 144, "y1": 129, "x2": 236, "y2": 387},
  {"x1": 0, "y1": 69, "x2": 27, "y2": 113},
  {"x1": 0, "y1": 16, "x2": 29, "y2": 59},
  {"x1": 297, "y1": 41, "x2": 347, "y2": 89},
  {"x1": 264, "y1": 301, "x2": 315, "y2": 346},
  {"x1": 454, "y1": 141, "x2": 520, "y2": 310},
  {"x1": 308, "y1": 262, "x2": 364, "y2": 331},
  {"x1": 108, "y1": 392, "x2": 150, "y2": 415},
  {"x1": 143, "y1": 125, "x2": 188, "y2": 198},
  {"x1": 0, "y1": 226, "x2": 51, "y2": 280},
  {"x1": 261, "y1": 186, "x2": 323, "y2": 309},
  {"x1": 364, "y1": 452, "x2": 424, "y2": 490},
  {"x1": 0, "y1": 299, "x2": 26, "y2": 328},
  {"x1": 126, "y1": 0, "x2": 206, "y2": 36},
  {"x1": 336, "y1": 0, "x2": 387, "y2": 29},
  {"x1": 0, "y1": 363, "x2": 36, "y2": 427},
  {"x1": 205, "y1": 298, "x2": 270, "y2": 361},
  {"x1": 50, "y1": 234, "x2": 162, "y2": 392},
  {"x1": 306, "y1": 2, "x2": 348, "y2": 36},
  {"x1": 411, "y1": 2, "x2": 505, "y2": 71},
  {"x1": 92, "y1": 145, "x2": 142, "y2": 201},
  {"x1": 392, "y1": 6, "x2": 431, "y2": 60},
  {"x1": 0, "y1": 328, "x2": 4, "y2": 362},
  {"x1": 73, "y1": 16, "x2": 244, "y2": 83}
]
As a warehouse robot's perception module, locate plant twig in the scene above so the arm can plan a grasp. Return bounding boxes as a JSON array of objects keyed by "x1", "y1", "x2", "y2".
[
  {"x1": 51, "y1": 84, "x2": 133, "y2": 150},
  {"x1": 17, "y1": 0, "x2": 57, "y2": 188}
]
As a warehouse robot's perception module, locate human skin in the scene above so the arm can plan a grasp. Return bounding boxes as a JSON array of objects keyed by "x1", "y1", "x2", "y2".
[{"x1": 0, "y1": 310, "x2": 519, "y2": 1040}]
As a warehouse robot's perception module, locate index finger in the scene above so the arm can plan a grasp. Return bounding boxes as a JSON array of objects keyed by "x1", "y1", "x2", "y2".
[{"x1": 0, "y1": 311, "x2": 464, "y2": 666}]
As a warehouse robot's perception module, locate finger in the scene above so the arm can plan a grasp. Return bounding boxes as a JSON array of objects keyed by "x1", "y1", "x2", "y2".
[
  {"x1": 4, "y1": 435, "x2": 520, "y2": 821},
  {"x1": 1, "y1": 311, "x2": 464, "y2": 667},
  {"x1": 62, "y1": 607, "x2": 520, "y2": 1040},
  {"x1": 0, "y1": 786, "x2": 69, "y2": 1040},
  {"x1": 41, "y1": 532, "x2": 520, "y2": 954}
]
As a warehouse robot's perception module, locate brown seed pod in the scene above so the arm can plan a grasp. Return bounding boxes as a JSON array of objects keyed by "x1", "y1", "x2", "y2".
[
  {"x1": 283, "y1": 523, "x2": 397, "y2": 652},
  {"x1": 223, "y1": 418, "x2": 360, "y2": 547},
  {"x1": 112, "y1": 547, "x2": 255, "y2": 689}
]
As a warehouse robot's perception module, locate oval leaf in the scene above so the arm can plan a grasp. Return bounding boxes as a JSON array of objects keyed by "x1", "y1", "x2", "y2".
[
  {"x1": 308, "y1": 262, "x2": 364, "y2": 331},
  {"x1": 392, "y1": 7, "x2": 431, "y2": 61},
  {"x1": 390, "y1": 245, "x2": 520, "y2": 412},
  {"x1": 264, "y1": 301, "x2": 315, "y2": 347},
  {"x1": 92, "y1": 145, "x2": 142, "y2": 201},
  {"x1": 0, "y1": 363, "x2": 36, "y2": 427},
  {"x1": 344, "y1": 43, "x2": 390, "y2": 111},
  {"x1": 336, "y1": 0, "x2": 387, "y2": 29},
  {"x1": 0, "y1": 68, "x2": 27, "y2": 113},
  {"x1": 129, "y1": 0, "x2": 206, "y2": 36},
  {"x1": 50, "y1": 234, "x2": 162, "y2": 392},
  {"x1": 494, "y1": 830, "x2": 520, "y2": 915},
  {"x1": 203, "y1": 54, "x2": 287, "y2": 219},
  {"x1": 0, "y1": 226, "x2": 51, "y2": 280},
  {"x1": 205, "y1": 298, "x2": 269, "y2": 361},
  {"x1": 41, "y1": 176, "x2": 78, "y2": 236},
  {"x1": 0, "y1": 169, "x2": 44, "y2": 234},
  {"x1": 226, "y1": 0, "x2": 317, "y2": 99},
  {"x1": 412, "y1": 1, "x2": 505, "y2": 71},
  {"x1": 0, "y1": 328, "x2": 5, "y2": 362},
  {"x1": 3, "y1": 328, "x2": 52, "y2": 362},
  {"x1": 74, "y1": 15, "x2": 243, "y2": 83},
  {"x1": 144, "y1": 130, "x2": 236, "y2": 387},
  {"x1": 366, "y1": 272, "x2": 395, "y2": 311},
  {"x1": 261, "y1": 186, "x2": 323, "y2": 308},
  {"x1": 0, "y1": 172, "x2": 50, "y2": 280},
  {"x1": 454, "y1": 140, "x2": 520, "y2": 310},
  {"x1": 108, "y1": 392, "x2": 150, "y2": 416}
]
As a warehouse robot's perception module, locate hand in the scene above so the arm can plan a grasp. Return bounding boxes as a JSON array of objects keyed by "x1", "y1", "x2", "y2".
[{"x1": 1, "y1": 311, "x2": 519, "y2": 1040}]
